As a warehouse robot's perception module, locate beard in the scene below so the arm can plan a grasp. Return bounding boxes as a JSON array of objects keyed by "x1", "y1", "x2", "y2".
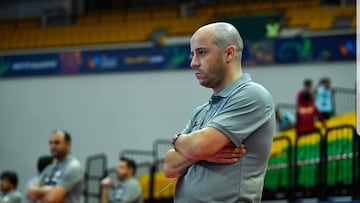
[
  {"x1": 118, "y1": 174, "x2": 128, "y2": 182},
  {"x1": 198, "y1": 59, "x2": 226, "y2": 89},
  {"x1": 51, "y1": 150, "x2": 66, "y2": 160}
]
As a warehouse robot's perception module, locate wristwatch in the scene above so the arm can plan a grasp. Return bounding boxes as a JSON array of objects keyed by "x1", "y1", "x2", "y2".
[{"x1": 171, "y1": 133, "x2": 182, "y2": 146}]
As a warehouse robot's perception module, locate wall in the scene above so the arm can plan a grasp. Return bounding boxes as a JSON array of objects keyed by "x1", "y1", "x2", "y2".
[{"x1": 0, "y1": 61, "x2": 355, "y2": 193}]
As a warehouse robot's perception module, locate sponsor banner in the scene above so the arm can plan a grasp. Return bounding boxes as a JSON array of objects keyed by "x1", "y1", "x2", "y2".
[
  {"x1": 0, "y1": 53, "x2": 59, "y2": 77},
  {"x1": 274, "y1": 34, "x2": 355, "y2": 63},
  {"x1": 0, "y1": 34, "x2": 355, "y2": 78},
  {"x1": 0, "y1": 45, "x2": 191, "y2": 77}
]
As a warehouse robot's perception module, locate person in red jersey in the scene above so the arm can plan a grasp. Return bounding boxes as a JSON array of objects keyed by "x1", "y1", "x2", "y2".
[{"x1": 296, "y1": 91, "x2": 326, "y2": 134}]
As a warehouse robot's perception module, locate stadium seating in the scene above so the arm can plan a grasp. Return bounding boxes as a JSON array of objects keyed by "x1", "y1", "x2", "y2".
[
  {"x1": 0, "y1": 0, "x2": 355, "y2": 50},
  {"x1": 285, "y1": 6, "x2": 356, "y2": 30}
]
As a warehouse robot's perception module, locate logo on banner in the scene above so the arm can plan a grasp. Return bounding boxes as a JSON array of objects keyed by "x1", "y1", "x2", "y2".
[
  {"x1": 0, "y1": 57, "x2": 11, "y2": 76},
  {"x1": 59, "y1": 51, "x2": 82, "y2": 74},
  {"x1": 124, "y1": 55, "x2": 165, "y2": 65},
  {"x1": 88, "y1": 55, "x2": 118, "y2": 70},
  {"x1": 12, "y1": 60, "x2": 58, "y2": 71}
]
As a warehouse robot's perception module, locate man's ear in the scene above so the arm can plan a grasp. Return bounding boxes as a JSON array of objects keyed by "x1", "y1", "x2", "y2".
[{"x1": 225, "y1": 46, "x2": 236, "y2": 63}]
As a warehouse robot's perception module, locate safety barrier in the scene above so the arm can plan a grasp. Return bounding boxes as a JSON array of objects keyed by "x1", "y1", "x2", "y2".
[
  {"x1": 323, "y1": 125, "x2": 360, "y2": 199},
  {"x1": 84, "y1": 125, "x2": 359, "y2": 203},
  {"x1": 84, "y1": 154, "x2": 107, "y2": 203},
  {"x1": 263, "y1": 135, "x2": 292, "y2": 199},
  {"x1": 263, "y1": 125, "x2": 359, "y2": 201}
]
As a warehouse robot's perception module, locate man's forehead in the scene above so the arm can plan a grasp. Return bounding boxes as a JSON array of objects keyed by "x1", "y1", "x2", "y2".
[
  {"x1": 119, "y1": 161, "x2": 127, "y2": 166},
  {"x1": 50, "y1": 132, "x2": 64, "y2": 140},
  {"x1": 191, "y1": 28, "x2": 213, "y2": 42},
  {"x1": 191, "y1": 29, "x2": 215, "y2": 49},
  {"x1": 190, "y1": 38, "x2": 213, "y2": 52}
]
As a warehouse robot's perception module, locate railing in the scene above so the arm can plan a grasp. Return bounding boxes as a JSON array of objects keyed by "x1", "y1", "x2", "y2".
[
  {"x1": 83, "y1": 125, "x2": 359, "y2": 203},
  {"x1": 83, "y1": 153, "x2": 107, "y2": 203},
  {"x1": 292, "y1": 130, "x2": 323, "y2": 200},
  {"x1": 276, "y1": 103, "x2": 296, "y2": 116},
  {"x1": 276, "y1": 87, "x2": 355, "y2": 117},
  {"x1": 323, "y1": 125, "x2": 360, "y2": 199},
  {"x1": 263, "y1": 135, "x2": 292, "y2": 199},
  {"x1": 333, "y1": 87, "x2": 356, "y2": 115},
  {"x1": 262, "y1": 125, "x2": 359, "y2": 201}
]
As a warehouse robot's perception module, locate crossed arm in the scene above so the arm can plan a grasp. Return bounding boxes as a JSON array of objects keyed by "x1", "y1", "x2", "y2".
[
  {"x1": 164, "y1": 127, "x2": 246, "y2": 178},
  {"x1": 27, "y1": 183, "x2": 66, "y2": 203}
]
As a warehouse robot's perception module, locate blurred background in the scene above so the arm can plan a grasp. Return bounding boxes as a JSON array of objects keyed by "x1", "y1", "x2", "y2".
[{"x1": 0, "y1": 0, "x2": 357, "y2": 203}]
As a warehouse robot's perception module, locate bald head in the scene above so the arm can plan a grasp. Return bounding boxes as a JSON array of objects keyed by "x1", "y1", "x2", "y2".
[{"x1": 192, "y1": 22, "x2": 244, "y2": 61}]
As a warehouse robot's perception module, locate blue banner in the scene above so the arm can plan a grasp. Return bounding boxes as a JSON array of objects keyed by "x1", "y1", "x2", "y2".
[
  {"x1": 0, "y1": 45, "x2": 192, "y2": 77},
  {"x1": 0, "y1": 34, "x2": 355, "y2": 78},
  {"x1": 274, "y1": 34, "x2": 355, "y2": 63}
]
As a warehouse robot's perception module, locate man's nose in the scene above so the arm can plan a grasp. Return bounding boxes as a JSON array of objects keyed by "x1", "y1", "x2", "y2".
[{"x1": 190, "y1": 56, "x2": 200, "y2": 69}]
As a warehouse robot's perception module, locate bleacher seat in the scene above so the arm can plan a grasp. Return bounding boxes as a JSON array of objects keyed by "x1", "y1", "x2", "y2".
[
  {"x1": 0, "y1": 1, "x2": 355, "y2": 50},
  {"x1": 285, "y1": 5, "x2": 355, "y2": 30}
]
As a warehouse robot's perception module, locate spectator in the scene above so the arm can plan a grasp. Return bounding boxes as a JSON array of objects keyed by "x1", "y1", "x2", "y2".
[
  {"x1": 297, "y1": 78, "x2": 314, "y2": 107},
  {"x1": 0, "y1": 171, "x2": 22, "y2": 203},
  {"x1": 23, "y1": 155, "x2": 54, "y2": 203},
  {"x1": 101, "y1": 157, "x2": 143, "y2": 203},
  {"x1": 26, "y1": 130, "x2": 84, "y2": 203},
  {"x1": 315, "y1": 77, "x2": 335, "y2": 119},
  {"x1": 276, "y1": 109, "x2": 295, "y2": 131},
  {"x1": 265, "y1": 18, "x2": 280, "y2": 38},
  {"x1": 296, "y1": 91, "x2": 326, "y2": 134}
]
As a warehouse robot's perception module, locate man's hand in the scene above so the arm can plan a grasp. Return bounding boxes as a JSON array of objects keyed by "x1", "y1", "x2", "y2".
[
  {"x1": 101, "y1": 177, "x2": 112, "y2": 189},
  {"x1": 27, "y1": 183, "x2": 54, "y2": 201},
  {"x1": 205, "y1": 143, "x2": 246, "y2": 164}
]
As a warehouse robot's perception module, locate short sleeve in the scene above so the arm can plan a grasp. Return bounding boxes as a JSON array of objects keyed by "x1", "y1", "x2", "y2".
[
  {"x1": 207, "y1": 83, "x2": 275, "y2": 147},
  {"x1": 38, "y1": 166, "x2": 52, "y2": 184},
  {"x1": 181, "y1": 119, "x2": 193, "y2": 134},
  {"x1": 10, "y1": 193, "x2": 22, "y2": 203},
  {"x1": 2, "y1": 192, "x2": 22, "y2": 203},
  {"x1": 121, "y1": 180, "x2": 142, "y2": 202},
  {"x1": 58, "y1": 161, "x2": 83, "y2": 191}
]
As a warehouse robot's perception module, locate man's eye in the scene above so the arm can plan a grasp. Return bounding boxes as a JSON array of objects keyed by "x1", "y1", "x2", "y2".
[{"x1": 198, "y1": 51, "x2": 206, "y2": 56}]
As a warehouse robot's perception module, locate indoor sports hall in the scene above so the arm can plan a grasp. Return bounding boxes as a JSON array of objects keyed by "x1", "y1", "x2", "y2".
[{"x1": 0, "y1": 0, "x2": 357, "y2": 203}]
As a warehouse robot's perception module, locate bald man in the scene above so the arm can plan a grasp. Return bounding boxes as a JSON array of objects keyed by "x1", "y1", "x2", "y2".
[
  {"x1": 27, "y1": 131, "x2": 83, "y2": 203},
  {"x1": 164, "y1": 22, "x2": 275, "y2": 202}
]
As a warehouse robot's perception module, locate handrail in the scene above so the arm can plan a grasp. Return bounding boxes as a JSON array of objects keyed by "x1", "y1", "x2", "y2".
[
  {"x1": 83, "y1": 153, "x2": 107, "y2": 203},
  {"x1": 333, "y1": 87, "x2": 356, "y2": 94}
]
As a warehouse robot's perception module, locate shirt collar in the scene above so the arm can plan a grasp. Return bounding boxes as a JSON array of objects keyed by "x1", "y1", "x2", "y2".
[{"x1": 215, "y1": 73, "x2": 251, "y2": 98}]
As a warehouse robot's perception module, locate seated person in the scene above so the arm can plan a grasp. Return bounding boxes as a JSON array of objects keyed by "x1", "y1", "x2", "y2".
[
  {"x1": 0, "y1": 171, "x2": 22, "y2": 203},
  {"x1": 23, "y1": 155, "x2": 54, "y2": 203},
  {"x1": 26, "y1": 131, "x2": 83, "y2": 203},
  {"x1": 276, "y1": 109, "x2": 295, "y2": 131},
  {"x1": 101, "y1": 157, "x2": 143, "y2": 203}
]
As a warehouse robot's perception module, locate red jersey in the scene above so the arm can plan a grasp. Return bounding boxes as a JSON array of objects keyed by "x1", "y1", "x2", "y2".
[{"x1": 296, "y1": 102, "x2": 325, "y2": 134}]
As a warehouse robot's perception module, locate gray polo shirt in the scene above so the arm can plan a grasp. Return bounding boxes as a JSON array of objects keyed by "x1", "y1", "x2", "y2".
[
  {"x1": 175, "y1": 73, "x2": 275, "y2": 203},
  {"x1": 39, "y1": 156, "x2": 84, "y2": 203},
  {"x1": 0, "y1": 190, "x2": 22, "y2": 203},
  {"x1": 109, "y1": 177, "x2": 143, "y2": 203}
]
